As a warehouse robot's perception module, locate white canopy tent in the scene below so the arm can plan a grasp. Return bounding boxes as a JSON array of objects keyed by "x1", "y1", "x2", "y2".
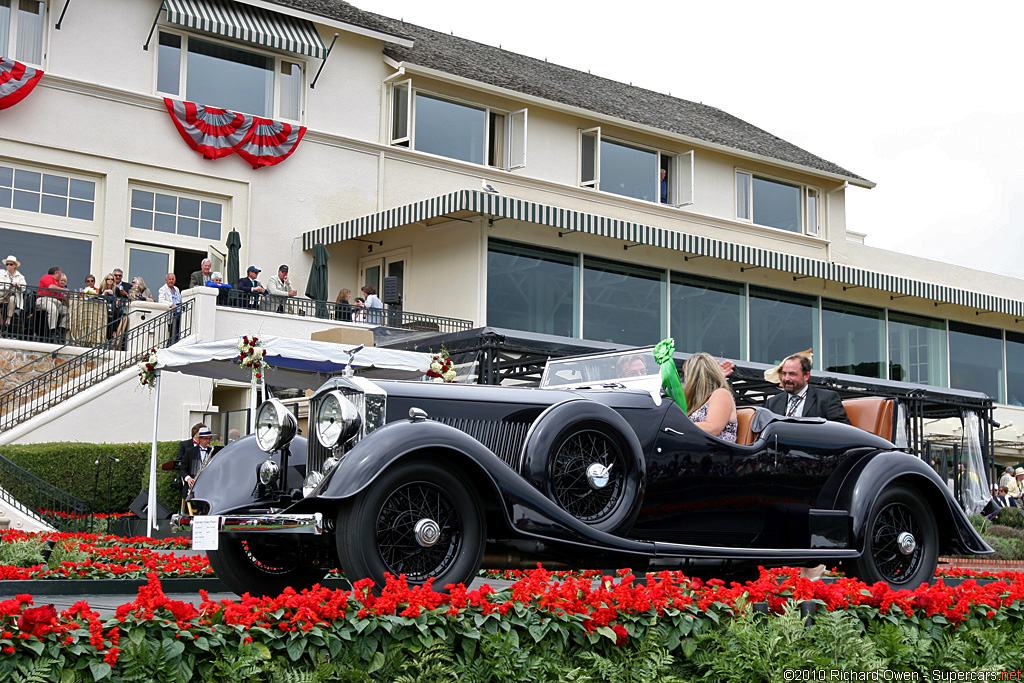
[{"x1": 145, "y1": 336, "x2": 431, "y2": 535}]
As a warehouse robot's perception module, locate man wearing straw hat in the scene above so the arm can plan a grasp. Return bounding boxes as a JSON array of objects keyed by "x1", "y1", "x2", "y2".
[{"x1": 0, "y1": 255, "x2": 27, "y2": 330}]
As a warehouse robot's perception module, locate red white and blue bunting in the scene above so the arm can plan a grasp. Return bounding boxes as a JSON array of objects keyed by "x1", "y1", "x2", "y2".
[
  {"x1": 163, "y1": 98, "x2": 306, "y2": 169},
  {"x1": 0, "y1": 58, "x2": 44, "y2": 111}
]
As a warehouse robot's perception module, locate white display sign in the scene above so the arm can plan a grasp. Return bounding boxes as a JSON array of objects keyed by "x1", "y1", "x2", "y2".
[{"x1": 192, "y1": 515, "x2": 220, "y2": 551}]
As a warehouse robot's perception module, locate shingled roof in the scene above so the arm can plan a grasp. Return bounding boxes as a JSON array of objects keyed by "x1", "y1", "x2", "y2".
[{"x1": 267, "y1": 0, "x2": 868, "y2": 184}]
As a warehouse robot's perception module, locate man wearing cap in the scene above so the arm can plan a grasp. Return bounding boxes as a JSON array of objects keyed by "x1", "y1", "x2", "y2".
[
  {"x1": 267, "y1": 264, "x2": 298, "y2": 314},
  {"x1": 766, "y1": 353, "x2": 850, "y2": 423},
  {"x1": 236, "y1": 266, "x2": 265, "y2": 309},
  {"x1": 0, "y1": 255, "x2": 27, "y2": 331}
]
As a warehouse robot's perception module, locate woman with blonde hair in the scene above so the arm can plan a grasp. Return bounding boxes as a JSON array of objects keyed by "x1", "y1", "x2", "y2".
[{"x1": 683, "y1": 352, "x2": 738, "y2": 442}]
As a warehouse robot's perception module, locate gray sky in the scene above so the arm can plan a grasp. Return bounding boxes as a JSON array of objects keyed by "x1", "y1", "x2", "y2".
[{"x1": 359, "y1": 0, "x2": 1024, "y2": 279}]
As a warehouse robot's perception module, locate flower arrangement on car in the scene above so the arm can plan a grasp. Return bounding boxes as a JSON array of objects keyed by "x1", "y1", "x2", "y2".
[
  {"x1": 137, "y1": 348, "x2": 158, "y2": 388},
  {"x1": 237, "y1": 335, "x2": 266, "y2": 382},
  {"x1": 426, "y1": 347, "x2": 456, "y2": 383}
]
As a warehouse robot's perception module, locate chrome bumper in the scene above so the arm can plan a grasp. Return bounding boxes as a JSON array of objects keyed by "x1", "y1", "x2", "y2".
[{"x1": 172, "y1": 512, "x2": 324, "y2": 535}]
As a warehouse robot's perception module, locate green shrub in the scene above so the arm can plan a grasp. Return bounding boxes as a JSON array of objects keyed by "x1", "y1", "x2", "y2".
[
  {"x1": 994, "y1": 506, "x2": 1024, "y2": 529},
  {"x1": 968, "y1": 512, "x2": 990, "y2": 535},
  {"x1": 0, "y1": 441, "x2": 181, "y2": 515},
  {"x1": 0, "y1": 538, "x2": 45, "y2": 567}
]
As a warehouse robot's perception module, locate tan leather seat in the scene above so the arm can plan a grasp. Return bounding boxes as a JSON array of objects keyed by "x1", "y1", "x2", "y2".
[
  {"x1": 735, "y1": 407, "x2": 757, "y2": 445},
  {"x1": 842, "y1": 398, "x2": 894, "y2": 440}
]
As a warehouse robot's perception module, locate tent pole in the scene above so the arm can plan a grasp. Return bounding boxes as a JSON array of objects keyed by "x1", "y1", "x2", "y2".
[
  {"x1": 249, "y1": 376, "x2": 257, "y2": 433},
  {"x1": 147, "y1": 371, "x2": 162, "y2": 537}
]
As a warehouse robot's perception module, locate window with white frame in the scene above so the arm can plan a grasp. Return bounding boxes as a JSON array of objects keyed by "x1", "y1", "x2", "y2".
[
  {"x1": 0, "y1": 0, "x2": 46, "y2": 65},
  {"x1": 156, "y1": 30, "x2": 303, "y2": 120},
  {"x1": 579, "y1": 127, "x2": 693, "y2": 206},
  {"x1": 736, "y1": 170, "x2": 821, "y2": 235},
  {"x1": 129, "y1": 187, "x2": 223, "y2": 241},
  {"x1": 390, "y1": 80, "x2": 527, "y2": 169},
  {"x1": 0, "y1": 163, "x2": 95, "y2": 220}
]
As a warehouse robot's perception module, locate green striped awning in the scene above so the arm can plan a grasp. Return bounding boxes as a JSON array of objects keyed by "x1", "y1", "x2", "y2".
[
  {"x1": 303, "y1": 190, "x2": 1024, "y2": 317},
  {"x1": 163, "y1": 0, "x2": 326, "y2": 59}
]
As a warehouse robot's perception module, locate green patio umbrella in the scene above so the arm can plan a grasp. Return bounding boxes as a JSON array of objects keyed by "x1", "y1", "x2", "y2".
[
  {"x1": 225, "y1": 229, "x2": 241, "y2": 286},
  {"x1": 304, "y1": 243, "x2": 330, "y2": 318}
]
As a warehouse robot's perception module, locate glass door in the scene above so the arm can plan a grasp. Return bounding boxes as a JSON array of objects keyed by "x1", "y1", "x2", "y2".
[{"x1": 126, "y1": 244, "x2": 174, "y2": 294}]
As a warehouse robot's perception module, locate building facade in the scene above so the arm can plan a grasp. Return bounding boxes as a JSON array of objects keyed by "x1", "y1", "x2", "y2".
[{"x1": 3, "y1": 0, "x2": 1024, "y2": 454}]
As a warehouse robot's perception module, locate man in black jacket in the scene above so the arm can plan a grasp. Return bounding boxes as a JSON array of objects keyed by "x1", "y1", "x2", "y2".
[
  {"x1": 235, "y1": 266, "x2": 265, "y2": 309},
  {"x1": 177, "y1": 426, "x2": 216, "y2": 498},
  {"x1": 174, "y1": 423, "x2": 206, "y2": 511},
  {"x1": 766, "y1": 354, "x2": 850, "y2": 424}
]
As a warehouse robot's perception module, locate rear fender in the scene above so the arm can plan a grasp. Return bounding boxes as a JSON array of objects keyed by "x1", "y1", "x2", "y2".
[{"x1": 837, "y1": 451, "x2": 992, "y2": 556}]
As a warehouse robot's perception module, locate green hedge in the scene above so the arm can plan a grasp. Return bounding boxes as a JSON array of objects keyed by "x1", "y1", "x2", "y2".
[{"x1": 0, "y1": 441, "x2": 182, "y2": 514}]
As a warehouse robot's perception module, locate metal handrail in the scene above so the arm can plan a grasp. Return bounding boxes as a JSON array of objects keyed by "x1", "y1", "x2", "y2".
[
  {"x1": 217, "y1": 289, "x2": 473, "y2": 334},
  {"x1": 0, "y1": 300, "x2": 193, "y2": 433},
  {"x1": 0, "y1": 282, "x2": 139, "y2": 348},
  {"x1": 0, "y1": 453, "x2": 90, "y2": 532}
]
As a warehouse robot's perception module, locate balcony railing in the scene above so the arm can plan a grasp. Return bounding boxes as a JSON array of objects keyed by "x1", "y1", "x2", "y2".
[
  {"x1": 0, "y1": 453, "x2": 91, "y2": 532},
  {"x1": 216, "y1": 289, "x2": 473, "y2": 334},
  {"x1": 0, "y1": 282, "x2": 139, "y2": 347}
]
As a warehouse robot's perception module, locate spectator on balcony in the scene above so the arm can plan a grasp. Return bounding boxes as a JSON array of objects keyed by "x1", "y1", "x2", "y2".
[
  {"x1": 129, "y1": 276, "x2": 155, "y2": 302},
  {"x1": 351, "y1": 297, "x2": 367, "y2": 323},
  {"x1": 0, "y1": 255, "x2": 27, "y2": 330},
  {"x1": 235, "y1": 266, "x2": 265, "y2": 309},
  {"x1": 361, "y1": 285, "x2": 383, "y2": 325},
  {"x1": 189, "y1": 259, "x2": 213, "y2": 290},
  {"x1": 81, "y1": 274, "x2": 99, "y2": 295},
  {"x1": 98, "y1": 273, "x2": 128, "y2": 340},
  {"x1": 158, "y1": 272, "x2": 182, "y2": 342},
  {"x1": 113, "y1": 269, "x2": 132, "y2": 298},
  {"x1": 204, "y1": 271, "x2": 232, "y2": 305},
  {"x1": 335, "y1": 287, "x2": 352, "y2": 321},
  {"x1": 36, "y1": 265, "x2": 69, "y2": 342},
  {"x1": 267, "y1": 264, "x2": 298, "y2": 314}
]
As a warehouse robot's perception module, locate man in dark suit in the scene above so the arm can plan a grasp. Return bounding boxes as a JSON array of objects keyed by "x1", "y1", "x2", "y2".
[
  {"x1": 766, "y1": 354, "x2": 850, "y2": 423},
  {"x1": 235, "y1": 265, "x2": 265, "y2": 309},
  {"x1": 173, "y1": 423, "x2": 204, "y2": 511},
  {"x1": 177, "y1": 426, "x2": 216, "y2": 502}
]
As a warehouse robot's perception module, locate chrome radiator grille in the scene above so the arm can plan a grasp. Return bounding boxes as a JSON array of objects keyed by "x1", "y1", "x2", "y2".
[{"x1": 434, "y1": 418, "x2": 531, "y2": 472}]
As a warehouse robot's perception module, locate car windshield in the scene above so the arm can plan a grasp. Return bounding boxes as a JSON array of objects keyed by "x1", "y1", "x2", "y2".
[{"x1": 540, "y1": 348, "x2": 660, "y2": 388}]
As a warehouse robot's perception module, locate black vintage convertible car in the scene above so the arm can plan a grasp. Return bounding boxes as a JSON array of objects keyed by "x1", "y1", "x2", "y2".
[{"x1": 174, "y1": 346, "x2": 991, "y2": 596}]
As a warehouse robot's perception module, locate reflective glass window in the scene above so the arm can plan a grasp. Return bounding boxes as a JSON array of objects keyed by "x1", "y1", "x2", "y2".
[
  {"x1": 414, "y1": 92, "x2": 486, "y2": 164},
  {"x1": 601, "y1": 139, "x2": 658, "y2": 202},
  {"x1": 1, "y1": 1, "x2": 44, "y2": 65},
  {"x1": 0, "y1": 165, "x2": 94, "y2": 220},
  {"x1": 670, "y1": 272, "x2": 744, "y2": 360},
  {"x1": 821, "y1": 299, "x2": 885, "y2": 378},
  {"x1": 186, "y1": 36, "x2": 273, "y2": 116},
  {"x1": 157, "y1": 32, "x2": 182, "y2": 95},
  {"x1": 888, "y1": 311, "x2": 947, "y2": 386},
  {"x1": 749, "y1": 285, "x2": 818, "y2": 365},
  {"x1": 583, "y1": 256, "x2": 663, "y2": 346},
  {"x1": 279, "y1": 61, "x2": 301, "y2": 120},
  {"x1": 752, "y1": 176, "x2": 801, "y2": 232},
  {"x1": 129, "y1": 188, "x2": 222, "y2": 241},
  {"x1": 487, "y1": 239, "x2": 577, "y2": 337},
  {"x1": 949, "y1": 321, "x2": 1004, "y2": 401},
  {"x1": 1006, "y1": 331, "x2": 1024, "y2": 406},
  {"x1": 0, "y1": 226, "x2": 91, "y2": 286}
]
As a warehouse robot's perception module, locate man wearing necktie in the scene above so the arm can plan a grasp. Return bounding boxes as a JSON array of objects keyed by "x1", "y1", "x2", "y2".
[
  {"x1": 179, "y1": 427, "x2": 216, "y2": 492},
  {"x1": 766, "y1": 354, "x2": 850, "y2": 423}
]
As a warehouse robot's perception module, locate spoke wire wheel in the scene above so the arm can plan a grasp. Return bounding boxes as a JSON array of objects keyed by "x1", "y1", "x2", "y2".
[
  {"x1": 848, "y1": 485, "x2": 938, "y2": 590},
  {"x1": 336, "y1": 460, "x2": 485, "y2": 592},
  {"x1": 375, "y1": 480, "x2": 461, "y2": 582},
  {"x1": 549, "y1": 426, "x2": 626, "y2": 524},
  {"x1": 869, "y1": 501, "x2": 923, "y2": 583}
]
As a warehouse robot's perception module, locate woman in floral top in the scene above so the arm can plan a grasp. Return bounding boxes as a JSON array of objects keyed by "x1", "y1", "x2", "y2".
[{"x1": 682, "y1": 352, "x2": 738, "y2": 442}]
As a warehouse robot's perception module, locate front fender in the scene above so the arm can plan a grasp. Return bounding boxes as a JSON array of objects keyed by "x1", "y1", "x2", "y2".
[
  {"x1": 837, "y1": 451, "x2": 992, "y2": 556},
  {"x1": 190, "y1": 435, "x2": 307, "y2": 513},
  {"x1": 318, "y1": 419, "x2": 655, "y2": 556}
]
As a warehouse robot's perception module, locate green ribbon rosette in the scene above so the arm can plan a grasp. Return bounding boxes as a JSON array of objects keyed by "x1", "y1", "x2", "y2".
[{"x1": 654, "y1": 338, "x2": 686, "y2": 413}]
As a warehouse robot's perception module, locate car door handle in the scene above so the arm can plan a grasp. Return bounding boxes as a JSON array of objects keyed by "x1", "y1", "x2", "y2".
[{"x1": 662, "y1": 427, "x2": 686, "y2": 436}]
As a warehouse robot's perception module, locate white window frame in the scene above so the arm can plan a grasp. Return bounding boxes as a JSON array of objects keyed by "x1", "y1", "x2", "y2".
[
  {"x1": 0, "y1": 160, "x2": 97, "y2": 224},
  {"x1": 154, "y1": 28, "x2": 306, "y2": 122},
  {"x1": 1, "y1": 0, "x2": 48, "y2": 67},
  {"x1": 735, "y1": 169, "x2": 822, "y2": 236},
  {"x1": 127, "y1": 184, "x2": 226, "y2": 244},
  {"x1": 388, "y1": 79, "x2": 526, "y2": 170},
  {"x1": 579, "y1": 128, "x2": 692, "y2": 206}
]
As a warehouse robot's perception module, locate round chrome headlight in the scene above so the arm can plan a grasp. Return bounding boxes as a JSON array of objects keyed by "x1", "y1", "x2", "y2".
[
  {"x1": 258, "y1": 459, "x2": 280, "y2": 485},
  {"x1": 254, "y1": 398, "x2": 297, "y2": 453},
  {"x1": 315, "y1": 391, "x2": 362, "y2": 449},
  {"x1": 302, "y1": 470, "x2": 324, "y2": 497}
]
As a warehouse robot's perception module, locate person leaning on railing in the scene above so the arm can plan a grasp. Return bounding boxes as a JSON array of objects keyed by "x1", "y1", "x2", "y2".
[
  {"x1": 36, "y1": 266, "x2": 69, "y2": 342},
  {"x1": 129, "y1": 276, "x2": 155, "y2": 302},
  {"x1": 0, "y1": 255, "x2": 27, "y2": 331},
  {"x1": 204, "y1": 271, "x2": 232, "y2": 306}
]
